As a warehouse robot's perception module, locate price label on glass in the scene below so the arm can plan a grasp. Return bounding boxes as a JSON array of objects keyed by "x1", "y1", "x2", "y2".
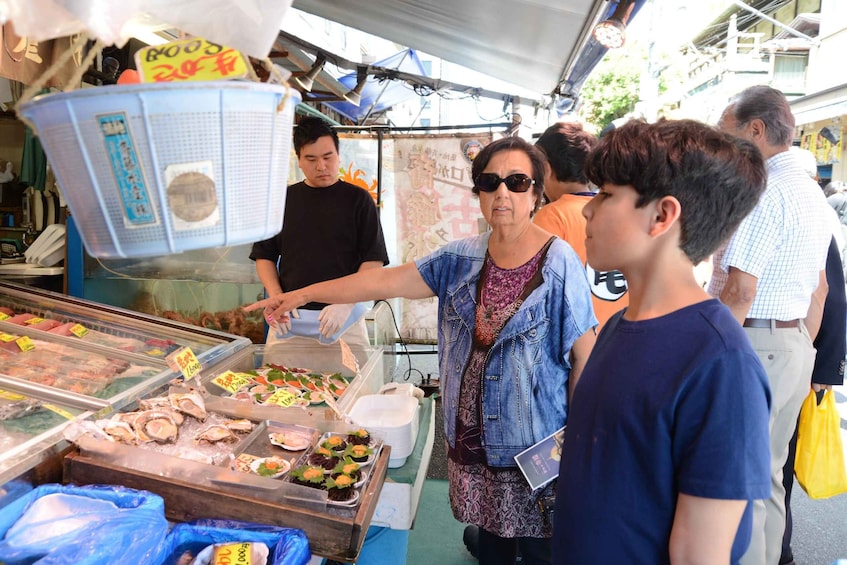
[
  {"x1": 212, "y1": 371, "x2": 253, "y2": 393},
  {"x1": 266, "y1": 388, "x2": 296, "y2": 408},
  {"x1": 166, "y1": 347, "x2": 202, "y2": 381},
  {"x1": 15, "y1": 336, "x2": 34, "y2": 352},
  {"x1": 70, "y1": 324, "x2": 89, "y2": 338}
]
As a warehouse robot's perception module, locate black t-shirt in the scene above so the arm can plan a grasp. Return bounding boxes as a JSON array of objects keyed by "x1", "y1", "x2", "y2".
[{"x1": 250, "y1": 180, "x2": 389, "y2": 310}]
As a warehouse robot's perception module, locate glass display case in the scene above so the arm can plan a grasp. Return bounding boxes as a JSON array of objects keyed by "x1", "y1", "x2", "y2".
[{"x1": 0, "y1": 280, "x2": 251, "y2": 487}]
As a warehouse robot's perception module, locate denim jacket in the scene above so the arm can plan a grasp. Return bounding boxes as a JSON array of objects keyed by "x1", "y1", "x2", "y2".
[{"x1": 416, "y1": 232, "x2": 596, "y2": 467}]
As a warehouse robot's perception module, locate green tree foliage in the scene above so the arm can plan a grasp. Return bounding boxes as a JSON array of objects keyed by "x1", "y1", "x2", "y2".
[{"x1": 578, "y1": 48, "x2": 645, "y2": 132}]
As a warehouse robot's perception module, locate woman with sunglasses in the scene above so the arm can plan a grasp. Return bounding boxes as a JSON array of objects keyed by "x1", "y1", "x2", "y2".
[{"x1": 246, "y1": 136, "x2": 597, "y2": 565}]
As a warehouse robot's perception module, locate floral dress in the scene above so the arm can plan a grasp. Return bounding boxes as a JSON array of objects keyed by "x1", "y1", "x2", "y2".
[{"x1": 447, "y1": 238, "x2": 554, "y2": 538}]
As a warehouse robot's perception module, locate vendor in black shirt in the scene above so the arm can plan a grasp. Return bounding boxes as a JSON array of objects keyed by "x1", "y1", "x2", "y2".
[{"x1": 250, "y1": 117, "x2": 389, "y2": 362}]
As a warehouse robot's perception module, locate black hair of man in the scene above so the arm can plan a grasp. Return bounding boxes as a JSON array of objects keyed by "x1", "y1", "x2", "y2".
[
  {"x1": 534, "y1": 122, "x2": 596, "y2": 185},
  {"x1": 293, "y1": 116, "x2": 340, "y2": 157},
  {"x1": 585, "y1": 118, "x2": 767, "y2": 264},
  {"x1": 725, "y1": 85, "x2": 795, "y2": 148},
  {"x1": 470, "y1": 136, "x2": 547, "y2": 212}
]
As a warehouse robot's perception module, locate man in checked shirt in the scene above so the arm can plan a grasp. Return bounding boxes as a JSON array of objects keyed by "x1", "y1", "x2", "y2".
[{"x1": 711, "y1": 85, "x2": 832, "y2": 565}]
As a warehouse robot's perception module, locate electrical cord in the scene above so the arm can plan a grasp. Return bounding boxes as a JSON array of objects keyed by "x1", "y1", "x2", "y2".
[{"x1": 374, "y1": 299, "x2": 426, "y2": 383}]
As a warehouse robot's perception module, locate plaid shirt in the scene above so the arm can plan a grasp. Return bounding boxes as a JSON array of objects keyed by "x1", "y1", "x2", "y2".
[{"x1": 709, "y1": 150, "x2": 830, "y2": 320}]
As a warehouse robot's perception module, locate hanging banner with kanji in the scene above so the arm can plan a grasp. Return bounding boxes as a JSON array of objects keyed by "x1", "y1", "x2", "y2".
[
  {"x1": 0, "y1": 23, "x2": 81, "y2": 89},
  {"x1": 393, "y1": 133, "x2": 493, "y2": 341}
]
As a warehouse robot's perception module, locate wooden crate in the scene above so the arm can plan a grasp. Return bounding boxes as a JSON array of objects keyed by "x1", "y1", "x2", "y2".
[{"x1": 64, "y1": 447, "x2": 390, "y2": 562}]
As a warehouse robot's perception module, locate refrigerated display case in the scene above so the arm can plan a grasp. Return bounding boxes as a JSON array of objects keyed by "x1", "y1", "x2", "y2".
[{"x1": 0, "y1": 279, "x2": 251, "y2": 489}]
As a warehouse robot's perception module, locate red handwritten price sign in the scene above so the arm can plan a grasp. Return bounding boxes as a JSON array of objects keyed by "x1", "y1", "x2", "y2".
[
  {"x1": 166, "y1": 347, "x2": 202, "y2": 381},
  {"x1": 135, "y1": 37, "x2": 250, "y2": 83},
  {"x1": 212, "y1": 371, "x2": 253, "y2": 393}
]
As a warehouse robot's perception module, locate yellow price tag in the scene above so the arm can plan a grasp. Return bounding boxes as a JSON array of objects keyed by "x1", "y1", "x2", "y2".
[
  {"x1": 212, "y1": 371, "x2": 253, "y2": 393},
  {"x1": 43, "y1": 404, "x2": 76, "y2": 420},
  {"x1": 135, "y1": 37, "x2": 250, "y2": 83},
  {"x1": 0, "y1": 332, "x2": 17, "y2": 343},
  {"x1": 70, "y1": 324, "x2": 89, "y2": 338},
  {"x1": 15, "y1": 336, "x2": 34, "y2": 352},
  {"x1": 166, "y1": 347, "x2": 202, "y2": 381},
  {"x1": 23, "y1": 317, "x2": 45, "y2": 325},
  {"x1": 266, "y1": 388, "x2": 296, "y2": 408},
  {"x1": 0, "y1": 312, "x2": 9, "y2": 320},
  {"x1": 0, "y1": 389, "x2": 26, "y2": 401},
  {"x1": 144, "y1": 348, "x2": 166, "y2": 357}
]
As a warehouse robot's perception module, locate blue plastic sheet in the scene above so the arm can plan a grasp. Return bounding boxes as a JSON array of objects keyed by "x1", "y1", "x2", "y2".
[
  {"x1": 0, "y1": 483, "x2": 169, "y2": 565},
  {"x1": 159, "y1": 519, "x2": 310, "y2": 565}
]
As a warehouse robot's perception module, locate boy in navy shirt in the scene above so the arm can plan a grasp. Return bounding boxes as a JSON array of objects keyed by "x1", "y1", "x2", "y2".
[{"x1": 552, "y1": 119, "x2": 772, "y2": 564}]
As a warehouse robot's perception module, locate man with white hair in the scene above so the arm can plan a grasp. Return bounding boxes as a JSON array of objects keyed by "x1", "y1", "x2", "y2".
[{"x1": 713, "y1": 85, "x2": 831, "y2": 565}]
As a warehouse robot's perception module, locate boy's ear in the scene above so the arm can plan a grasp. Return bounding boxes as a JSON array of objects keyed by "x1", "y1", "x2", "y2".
[{"x1": 648, "y1": 196, "x2": 682, "y2": 238}]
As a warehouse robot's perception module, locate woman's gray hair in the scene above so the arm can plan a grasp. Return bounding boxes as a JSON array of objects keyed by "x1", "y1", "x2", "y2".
[{"x1": 727, "y1": 85, "x2": 795, "y2": 148}]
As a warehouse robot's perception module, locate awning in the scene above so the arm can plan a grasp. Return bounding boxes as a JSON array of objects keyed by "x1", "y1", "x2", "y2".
[
  {"x1": 791, "y1": 82, "x2": 847, "y2": 125},
  {"x1": 291, "y1": 0, "x2": 646, "y2": 98}
]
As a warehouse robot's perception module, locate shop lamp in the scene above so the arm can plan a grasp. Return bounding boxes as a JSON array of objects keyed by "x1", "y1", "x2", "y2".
[
  {"x1": 343, "y1": 67, "x2": 369, "y2": 106},
  {"x1": 293, "y1": 53, "x2": 326, "y2": 92},
  {"x1": 593, "y1": 0, "x2": 635, "y2": 49}
]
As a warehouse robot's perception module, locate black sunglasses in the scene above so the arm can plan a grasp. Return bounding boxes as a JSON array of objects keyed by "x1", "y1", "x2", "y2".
[{"x1": 474, "y1": 173, "x2": 535, "y2": 193}]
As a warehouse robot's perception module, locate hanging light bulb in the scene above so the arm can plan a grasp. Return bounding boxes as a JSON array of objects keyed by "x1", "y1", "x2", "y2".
[{"x1": 293, "y1": 53, "x2": 326, "y2": 92}]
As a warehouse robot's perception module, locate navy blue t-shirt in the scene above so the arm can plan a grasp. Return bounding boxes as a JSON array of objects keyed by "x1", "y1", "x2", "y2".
[{"x1": 553, "y1": 299, "x2": 771, "y2": 565}]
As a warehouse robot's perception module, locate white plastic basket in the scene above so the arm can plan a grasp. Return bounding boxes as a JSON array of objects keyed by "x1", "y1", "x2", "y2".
[{"x1": 19, "y1": 81, "x2": 300, "y2": 258}]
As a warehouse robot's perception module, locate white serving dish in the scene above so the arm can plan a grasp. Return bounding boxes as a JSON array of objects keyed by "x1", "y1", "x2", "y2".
[{"x1": 349, "y1": 394, "x2": 419, "y2": 468}]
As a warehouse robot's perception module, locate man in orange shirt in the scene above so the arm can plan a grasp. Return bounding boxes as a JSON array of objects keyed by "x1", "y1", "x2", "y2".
[{"x1": 534, "y1": 122, "x2": 629, "y2": 327}]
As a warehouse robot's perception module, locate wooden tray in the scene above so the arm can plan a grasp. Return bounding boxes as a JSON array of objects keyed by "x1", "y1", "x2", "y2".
[{"x1": 63, "y1": 445, "x2": 391, "y2": 562}]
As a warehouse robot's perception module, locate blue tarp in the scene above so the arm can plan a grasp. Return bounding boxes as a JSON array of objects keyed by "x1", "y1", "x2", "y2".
[{"x1": 313, "y1": 49, "x2": 428, "y2": 122}]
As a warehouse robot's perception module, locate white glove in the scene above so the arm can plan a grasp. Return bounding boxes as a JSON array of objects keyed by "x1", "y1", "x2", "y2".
[
  {"x1": 265, "y1": 306, "x2": 299, "y2": 337},
  {"x1": 318, "y1": 303, "x2": 354, "y2": 338}
]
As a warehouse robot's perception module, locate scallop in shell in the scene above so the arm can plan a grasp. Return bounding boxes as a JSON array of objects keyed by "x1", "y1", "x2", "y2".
[
  {"x1": 194, "y1": 424, "x2": 238, "y2": 445},
  {"x1": 133, "y1": 410, "x2": 179, "y2": 444},
  {"x1": 96, "y1": 419, "x2": 137, "y2": 444},
  {"x1": 224, "y1": 419, "x2": 255, "y2": 434},
  {"x1": 269, "y1": 431, "x2": 311, "y2": 451},
  {"x1": 139, "y1": 397, "x2": 185, "y2": 425},
  {"x1": 169, "y1": 389, "x2": 207, "y2": 421}
]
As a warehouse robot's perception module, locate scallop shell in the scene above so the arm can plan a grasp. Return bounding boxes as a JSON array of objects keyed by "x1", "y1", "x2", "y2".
[
  {"x1": 224, "y1": 419, "x2": 255, "y2": 433},
  {"x1": 194, "y1": 424, "x2": 238, "y2": 445},
  {"x1": 133, "y1": 410, "x2": 179, "y2": 443},
  {"x1": 269, "y1": 431, "x2": 311, "y2": 451},
  {"x1": 169, "y1": 389, "x2": 207, "y2": 421},
  {"x1": 250, "y1": 456, "x2": 291, "y2": 479},
  {"x1": 96, "y1": 419, "x2": 137, "y2": 444},
  {"x1": 139, "y1": 397, "x2": 185, "y2": 425}
]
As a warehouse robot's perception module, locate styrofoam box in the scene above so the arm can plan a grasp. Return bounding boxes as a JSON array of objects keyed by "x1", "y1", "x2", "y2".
[{"x1": 349, "y1": 394, "x2": 420, "y2": 468}]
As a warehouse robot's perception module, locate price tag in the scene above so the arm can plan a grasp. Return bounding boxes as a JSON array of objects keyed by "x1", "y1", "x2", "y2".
[
  {"x1": 265, "y1": 388, "x2": 296, "y2": 408},
  {"x1": 15, "y1": 336, "x2": 34, "y2": 352},
  {"x1": 144, "y1": 348, "x2": 166, "y2": 357},
  {"x1": 70, "y1": 324, "x2": 89, "y2": 338},
  {"x1": 0, "y1": 312, "x2": 9, "y2": 320},
  {"x1": 166, "y1": 347, "x2": 202, "y2": 381},
  {"x1": 43, "y1": 404, "x2": 76, "y2": 420},
  {"x1": 0, "y1": 389, "x2": 26, "y2": 401},
  {"x1": 23, "y1": 317, "x2": 45, "y2": 325},
  {"x1": 212, "y1": 371, "x2": 253, "y2": 393},
  {"x1": 0, "y1": 332, "x2": 17, "y2": 342},
  {"x1": 135, "y1": 37, "x2": 250, "y2": 83}
]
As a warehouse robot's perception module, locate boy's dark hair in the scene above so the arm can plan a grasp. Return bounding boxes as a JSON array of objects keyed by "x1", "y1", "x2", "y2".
[
  {"x1": 585, "y1": 118, "x2": 766, "y2": 264},
  {"x1": 726, "y1": 85, "x2": 794, "y2": 148},
  {"x1": 534, "y1": 122, "x2": 596, "y2": 184},
  {"x1": 293, "y1": 116, "x2": 340, "y2": 157},
  {"x1": 471, "y1": 136, "x2": 546, "y2": 211}
]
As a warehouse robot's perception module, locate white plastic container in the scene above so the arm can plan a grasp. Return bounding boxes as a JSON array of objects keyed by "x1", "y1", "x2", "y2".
[
  {"x1": 19, "y1": 81, "x2": 300, "y2": 258},
  {"x1": 349, "y1": 394, "x2": 420, "y2": 468}
]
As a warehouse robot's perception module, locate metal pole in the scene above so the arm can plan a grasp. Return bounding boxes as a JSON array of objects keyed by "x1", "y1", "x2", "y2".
[{"x1": 730, "y1": 0, "x2": 820, "y2": 45}]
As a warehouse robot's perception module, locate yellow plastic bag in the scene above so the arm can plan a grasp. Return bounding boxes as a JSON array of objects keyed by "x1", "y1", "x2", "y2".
[{"x1": 795, "y1": 389, "x2": 847, "y2": 499}]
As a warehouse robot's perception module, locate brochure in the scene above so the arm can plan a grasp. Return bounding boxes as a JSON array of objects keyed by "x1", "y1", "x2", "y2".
[{"x1": 514, "y1": 426, "x2": 565, "y2": 491}]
